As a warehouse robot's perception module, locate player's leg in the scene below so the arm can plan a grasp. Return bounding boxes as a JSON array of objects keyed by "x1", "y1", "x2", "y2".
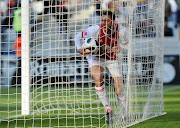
[
  {"x1": 89, "y1": 63, "x2": 111, "y2": 111},
  {"x1": 90, "y1": 65, "x2": 104, "y2": 87},
  {"x1": 107, "y1": 60, "x2": 128, "y2": 121},
  {"x1": 87, "y1": 57, "x2": 112, "y2": 124},
  {"x1": 106, "y1": 60, "x2": 123, "y2": 98},
  {"x1": 90, "y1": 65, "x2": 113, "y2": 124},
  {"x1": 113, "y1": 76, "x2": 126, "y2": 108},
  {"x1": 113, "y1": 76, "x2": 123, "y2": 97},
  {"x1": 113, "y1": 76, "x2": 125, "y2": 103},
  {"x1": 113, "y1": 76, "x2": 129, "y2": 124}
]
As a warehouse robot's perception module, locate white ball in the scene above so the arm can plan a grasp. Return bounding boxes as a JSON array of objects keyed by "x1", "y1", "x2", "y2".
[{"x1": 82, "y1": 38, "x2": 99, "y2": 54}]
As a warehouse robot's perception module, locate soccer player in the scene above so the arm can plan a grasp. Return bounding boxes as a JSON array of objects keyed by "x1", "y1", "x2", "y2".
[{"x1": 75, "y1": 11, "x2": 128, "y2": 124}]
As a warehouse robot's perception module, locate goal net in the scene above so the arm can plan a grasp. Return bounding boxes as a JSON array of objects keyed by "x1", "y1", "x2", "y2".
[{"x1": 0, "y1": 0, "x2": 165, "y2": 128}]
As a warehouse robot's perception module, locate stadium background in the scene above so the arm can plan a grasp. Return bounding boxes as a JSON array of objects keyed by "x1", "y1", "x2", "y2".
[{"x1": 0, "y1": 0, "x2": 180, "y2": 86}]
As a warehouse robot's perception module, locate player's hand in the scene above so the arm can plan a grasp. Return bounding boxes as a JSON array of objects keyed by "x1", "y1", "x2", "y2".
[
  {"x1": 78, "y1": 48, "x2": 92, "y2": 56},
  {"x1": 107, "y1": 46, "x2": 121, "y2": 54}
]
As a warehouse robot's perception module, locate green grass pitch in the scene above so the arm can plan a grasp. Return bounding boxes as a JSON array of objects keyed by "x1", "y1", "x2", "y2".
[
  {"x1": 0, "y1": 85, "x2": 180, "y2": 128},
  {"x1": 130, "y1": 85, "x2": 180, "y2": 128}
]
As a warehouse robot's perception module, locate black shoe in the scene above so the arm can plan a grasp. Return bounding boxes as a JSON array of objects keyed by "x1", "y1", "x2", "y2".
[{"x1": 106, "y1": 109, "x2": 113, "y2": 124}]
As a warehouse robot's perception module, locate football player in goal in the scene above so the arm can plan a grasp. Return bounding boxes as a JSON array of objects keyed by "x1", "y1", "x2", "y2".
[{"x1": 75, "y1": 11, "x2": 128, "y2": 124}]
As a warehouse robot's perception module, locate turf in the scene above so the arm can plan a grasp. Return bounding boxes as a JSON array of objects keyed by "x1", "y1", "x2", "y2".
[
  {"x1": 130, "y1": 85, "x2": 180, "y2": 128},
  {"x1": 0, "y1": 85, "x2": 180, "y2": 128}
]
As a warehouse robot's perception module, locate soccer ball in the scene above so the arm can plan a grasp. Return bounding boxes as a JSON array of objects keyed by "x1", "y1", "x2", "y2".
[{"x1": 82, "y1": 38, "x2": 99, "y2": 54}]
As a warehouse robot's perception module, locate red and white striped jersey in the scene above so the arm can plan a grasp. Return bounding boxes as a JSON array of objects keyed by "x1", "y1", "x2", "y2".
[{"x1": 75, "y1": 23, "x2": 127, "y2": 60}]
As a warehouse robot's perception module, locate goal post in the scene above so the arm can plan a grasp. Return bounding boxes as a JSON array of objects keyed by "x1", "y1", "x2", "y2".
[{"x1": 21, "y1": 0, "x2": 30, "y2": 115}]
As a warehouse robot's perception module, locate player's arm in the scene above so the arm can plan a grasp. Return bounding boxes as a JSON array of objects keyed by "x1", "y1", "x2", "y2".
[
  {"x1": 75, "y1": 31, "x2": 92, "y2": 56},
  {"x1": 107, "y1": 24, "x2": 129, "y2": 54},
  {"x1": 78, "y1": 49, "x2": 92, "y2": 56},
  {"x1": 75, "y1": 25, "x2": 99, "y2": 56},
  {"x1": 107, "y1": 45, "x2": 121, "y2": 54},
  {"x1": 118, "y1": 25, "x2": 129, "y2": 52}
]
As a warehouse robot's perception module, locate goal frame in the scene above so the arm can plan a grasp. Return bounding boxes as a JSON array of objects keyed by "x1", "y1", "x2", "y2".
[{"x1": 21, "y1": 0, "x2": 30, "y2": 115}]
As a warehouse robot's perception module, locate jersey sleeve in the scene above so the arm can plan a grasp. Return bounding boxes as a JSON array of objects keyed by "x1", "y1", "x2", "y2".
[
  {"x1": 75, "y1": 32, "x2": 83, "y2": 50},
  {"x1": 119, "y1": 25, "x2": 128, "y2": 42},
  {"x1": 83, "y1": 25, "x2": 100, "y2": 39},
  {"x1": 118, "y1": 24, "x2": 129, "y2": 49},
  {"x1": 75, "y1": 25, "x2": 100, "y2": 50}
]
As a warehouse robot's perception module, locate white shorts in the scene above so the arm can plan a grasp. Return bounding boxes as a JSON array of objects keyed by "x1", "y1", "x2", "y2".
[{"x1": 86, "y1": 56, "x2": 122, "y2": 77}]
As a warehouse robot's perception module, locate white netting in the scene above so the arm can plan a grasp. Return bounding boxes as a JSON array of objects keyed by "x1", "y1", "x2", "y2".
[{"x1": 0, "y1": 0, "x2": 165, "y2": 128}]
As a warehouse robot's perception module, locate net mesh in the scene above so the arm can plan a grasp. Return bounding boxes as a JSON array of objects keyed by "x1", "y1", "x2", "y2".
[{"x1": 0, "y1": 0, "x2": 164, "y2": 128}]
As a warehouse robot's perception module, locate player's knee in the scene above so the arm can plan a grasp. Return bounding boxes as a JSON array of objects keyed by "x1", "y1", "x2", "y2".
[{"x1": 116, "y1": 88, "x2": 121, "y2": 94}]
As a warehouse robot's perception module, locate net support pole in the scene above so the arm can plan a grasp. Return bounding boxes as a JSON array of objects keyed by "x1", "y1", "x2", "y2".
[{"x1": 21, "y1": 0, "x2": 30, "y2": 115}]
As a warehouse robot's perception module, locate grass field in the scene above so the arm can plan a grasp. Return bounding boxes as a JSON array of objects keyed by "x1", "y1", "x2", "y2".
[
  {"x1": 0, "y1": 85, "x2": 180, "y2": 128},
  {"x1": 131, "y1": 85, "x2": 180, "y2": 128}
]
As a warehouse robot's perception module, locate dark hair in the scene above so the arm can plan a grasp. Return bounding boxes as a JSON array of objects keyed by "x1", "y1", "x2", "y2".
[{"x1": 102, "y1": 11, "x2": 116, "y2": 20}]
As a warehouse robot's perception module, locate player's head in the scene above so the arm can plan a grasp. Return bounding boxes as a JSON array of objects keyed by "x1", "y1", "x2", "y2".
[
  {"x1": 101, "y1": 11, "x2": 116, "y2": 33},
  {"x1": 103, "y1": 11, "x2": 116, "y2": 20}
]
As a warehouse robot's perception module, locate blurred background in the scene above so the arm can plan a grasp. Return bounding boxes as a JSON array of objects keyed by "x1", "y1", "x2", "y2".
[{"x1": 0, "y1": 0, "x2": 180, "y2": 86}]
